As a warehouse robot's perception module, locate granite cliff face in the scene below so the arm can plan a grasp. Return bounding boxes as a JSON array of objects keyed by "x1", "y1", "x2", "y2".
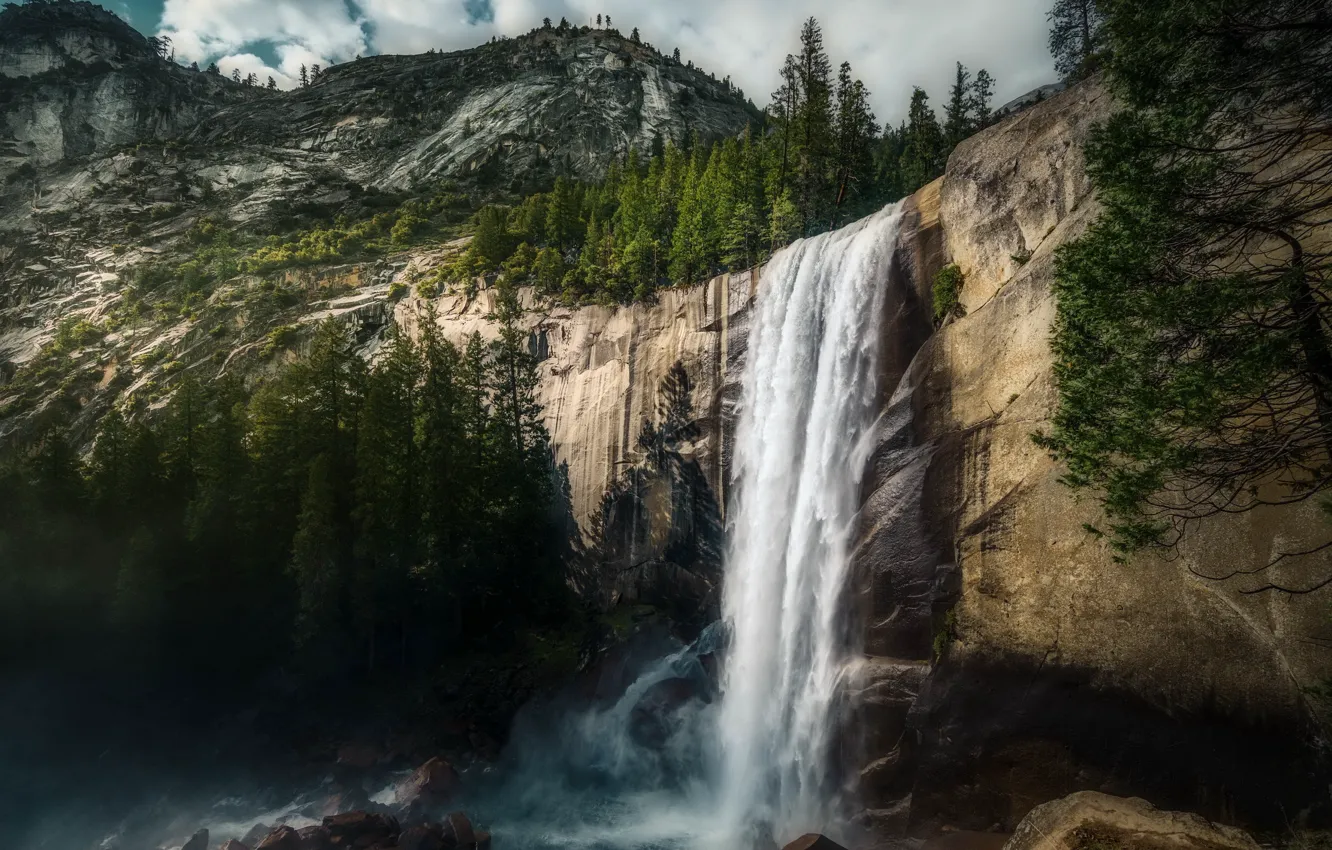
[
  {"x1": 402, "y1": 79, "x2": 1329, "y2": 830},
  {"x1": 847, "y1": 81, "x2": 1331, "y2": 834}
]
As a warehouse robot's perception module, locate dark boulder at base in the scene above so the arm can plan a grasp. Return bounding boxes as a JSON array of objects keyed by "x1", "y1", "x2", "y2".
[
  {"x1": 629, "y1": 675, "x2": 712, "y2": 747},
  {"x1": 255, "y1": 826, "x2": 302, "y2": 850},
  {"x1": 398, "y1": 824, "x2": 447, "y2": 850},
  {"x1": 242, "y1": 824, "x2": 274, "y2": 847},
  {"x1": 397, "y1": 757, "x2": 462, "y2": 814},
  {"x1": 782, "y1": 835, "x2": 849, "y2": 850},
  {"x1": 323, "y1": 811, "x2": 400, "y2": 848},
  {"x1": 921, "y1": 831, "x2": 1010, "y2": 850},
  {"x1": 445, "y1": 811, "x2": 477, "y2": 848},
  {"x1": 297, "y1": 824, "x2": 333, "y2": 850},
  {"x1": 181, "y1": 829, "x2": 209, "y2": 850}
]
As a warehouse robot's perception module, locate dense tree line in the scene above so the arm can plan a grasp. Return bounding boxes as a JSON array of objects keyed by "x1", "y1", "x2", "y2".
[
  {"x1": 1037, "y1": 0, "x2": 1332, "y2": 585},
  {"x1": 444, "y1": 17, "x2": 996, "y2": 305},
  {"x1": 0, "y1": 293, "x2": 570, "y2": 675}
]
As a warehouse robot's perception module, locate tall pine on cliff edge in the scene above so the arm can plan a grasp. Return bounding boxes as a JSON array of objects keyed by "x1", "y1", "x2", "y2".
[{"x1": 1038, "y1": 0, "x2": 1332, "y2": 588}]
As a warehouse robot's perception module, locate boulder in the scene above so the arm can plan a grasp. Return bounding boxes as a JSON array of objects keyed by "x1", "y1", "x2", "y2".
[
  {"x1": 255, "y1": 826, "x2": 302, "y2": 850},
  {"x1": 445, "y1": 812, "x2": 477, "y2": 848},
  {"x1": 782, "y1": 836, "x2": 849, "y2": 850},
  {"x1": 337, "y1": 742, "x2": 383, "y2": 771},
  {"x1": 323, "y1": 811, "x2": 400, "y2": 848},
  {"x1": 397, "y1": 757, "x2": 461, "y2": 810},
  {"x1": 319, "y1": 787, "x2": 372, "y2": 818},
  {"x1": 181, "y1": 829, "x2": 209, "y2": 850},
  {"x1": 219, "y1": 841, "x2": 251, "y2": 850},
  {"x1": 297, "y1": 824, "x2": 333, "y2": 850},
  {"x1": 1003, "y1": 792, "x2": 1261, "y2": 850},
  {"x1": 242, "y1": 824, "x2": 273, "y2": 847},
  {"x1": 398, "y1": 824, "x2": 446, "y2": 850},
  {"x1": 628, "y1": 675, "x2": 711, "y2": 747}
]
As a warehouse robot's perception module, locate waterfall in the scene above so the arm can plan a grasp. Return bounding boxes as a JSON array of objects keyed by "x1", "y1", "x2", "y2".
[{"x1": 714, "y1": 203, "x2": 904, "y2": 846}]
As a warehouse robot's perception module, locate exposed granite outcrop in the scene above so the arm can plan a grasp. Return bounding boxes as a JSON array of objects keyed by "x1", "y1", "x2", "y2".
[{"x1": 847, "y1": 80, "x2": 1331, "y2": 836}]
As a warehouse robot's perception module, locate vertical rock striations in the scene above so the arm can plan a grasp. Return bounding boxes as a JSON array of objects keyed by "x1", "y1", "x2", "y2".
[{"x1": 849, "y1": 80, "x2": 1331, "y2": 835}]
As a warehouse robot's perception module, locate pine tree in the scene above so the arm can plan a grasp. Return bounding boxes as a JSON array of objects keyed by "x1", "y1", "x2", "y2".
[
  {"x1": 472, "y1": 205, "x2": 514, "y2": 268},
  {"x1": 721, "y1": 130, "x2": 767, "y2": 269},
  {"x1": 1048, "y1": 0, "x2": 1104, "y2": 82},
  {"x1": 545, "y1": 176, "x2": 583, "y2": 254},
  {"x1": 1039, "y1": 0, "x2": 1332, "y2": 567},
  {"x1": 971, "y1": 69, "x2": 995, "y2": 129},
  {"x1": 831, "y1": 61, "x2": 877, "y2": 223},
  {"x1": 793, "y1": 18, "x2": 834, "y2": 232},
  {"x1": 770, "y1": 54, "x2": 803, "y2": 197},
  {"x1": 267, "y1": 76, "x2": 277, "y2": 90},
  {"x1": 669, "y1": 146, "x2": 712, "y2": 284},
  {"x1": 300, "y1": 64, "x2": 308, "y2": 87},
  {"x1": 417, "y1": 303, "x2": 462, "y2": 578},
  {"x1": 672, "y1": 47, "x2": 681, "y2": 63},
  {"x1": 631, "y1": 27, "x2": 640, "y2": 43},
  {"x1": 943, "y1": 62, "x2": 974, "y2": 148},
  {"x1": 769, "y1": 189, "x2": 800, "y2": 251},
  {"x1": 290, "y1": 455, "x2": 340, "y2": 649},
  {"x1": 352, "y1": 323, "x2": 420, "y2": 669},
  {"x1": 898, "y1": 87, "x2": 944, "y2": 195}
]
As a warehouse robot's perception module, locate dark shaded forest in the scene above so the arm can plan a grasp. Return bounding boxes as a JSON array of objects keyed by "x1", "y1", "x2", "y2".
[{"x1": 0, "y1": 282, "x2": 570, "y2": 683}]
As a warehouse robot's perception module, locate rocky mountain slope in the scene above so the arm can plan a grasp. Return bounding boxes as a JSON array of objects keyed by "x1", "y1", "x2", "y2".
[{"x1": 0, "y1": 1, "x2": 758, "y2": 448}]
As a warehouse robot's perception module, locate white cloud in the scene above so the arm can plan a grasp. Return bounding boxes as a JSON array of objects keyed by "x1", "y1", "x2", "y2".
[
  {"x1": 158, "y1": 0, "x2": 370, "y2": 88},
  {"x1": 357, "y1": 0, "x2": 502, "y2": 55},
  {"x1": 216, "y1": 52, "x2": 295, "y2": 88},
  {"x1": 154, "y1": 0, "x2": 1057, "y2": 117},
  {"x1": 524, "y1": 0, "x2": 1057, "y2": 124}
]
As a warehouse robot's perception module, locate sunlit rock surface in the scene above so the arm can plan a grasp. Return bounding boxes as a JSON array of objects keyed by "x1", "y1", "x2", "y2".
[
  {"x1": 858, "y1": 80, "x2": 1332, "y2": 834},
  {"x1": 1003, "y1": 792, "x2": 1260, "y2": 850}
]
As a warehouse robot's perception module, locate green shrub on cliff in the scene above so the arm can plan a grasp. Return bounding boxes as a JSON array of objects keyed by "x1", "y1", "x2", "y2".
[{"x1": 932, "y1": 264, "x2": 964, "y2": 324}]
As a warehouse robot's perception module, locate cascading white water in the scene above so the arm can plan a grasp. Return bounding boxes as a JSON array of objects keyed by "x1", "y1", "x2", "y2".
[
  {"x1": 75, "y1": 206, "x2": 907, "y2": 850},
  {"x1": 713, "y1": 203, "x2": 904, "y2": 846}
]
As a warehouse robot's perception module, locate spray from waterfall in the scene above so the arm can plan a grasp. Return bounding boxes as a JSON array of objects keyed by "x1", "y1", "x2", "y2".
[{"x1": 713, "y1": 203, "x2": 904, "y2": 846}]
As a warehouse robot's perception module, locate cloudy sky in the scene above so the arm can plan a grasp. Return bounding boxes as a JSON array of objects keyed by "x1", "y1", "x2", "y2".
[{"x1": 111, "y1": 0, "x2": 1057, "y2": 124}]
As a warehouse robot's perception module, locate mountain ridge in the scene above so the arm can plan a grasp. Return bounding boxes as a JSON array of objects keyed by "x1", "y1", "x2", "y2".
[{"x1": 0, "y1": 0, "x2": 762, "y2": 447}]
